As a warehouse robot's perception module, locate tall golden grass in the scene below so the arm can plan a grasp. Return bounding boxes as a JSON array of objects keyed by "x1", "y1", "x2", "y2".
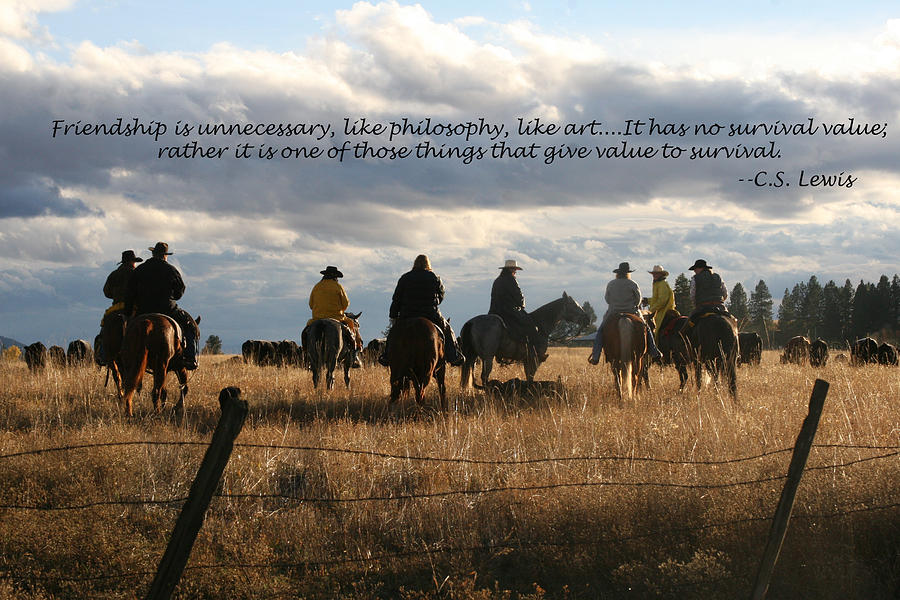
[{"x1": 0, "y1": 349, "x2": 897, "y2": 599}]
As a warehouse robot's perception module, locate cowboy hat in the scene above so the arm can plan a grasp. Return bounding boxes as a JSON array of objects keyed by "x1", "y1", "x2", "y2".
[
  {"x1": 119, "y1": 250, "x2": 143, "y2": 264},
  {"x1": 149, "y1": 242, "x2": 173, "y2": 256},
  {"x1": 689, "y1": 259, "x2": 712, "y2": 270},
  {"x1": 320, "y1": 265, "x2": 344, "y2": 278},
  {"x1": 499, "y1": 259, "x2": 523, "y2": 270},
  {"x1": 613, "y1": 261, "x2": 634, "y2": 274},
  {"x1": 648, "y1": 265, "x2": 668, "y2": 277}
]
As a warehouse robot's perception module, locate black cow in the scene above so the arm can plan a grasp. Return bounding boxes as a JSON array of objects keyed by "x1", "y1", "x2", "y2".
[
  {"x1": 66, "y1": 339, "x2": 93, "y2": 366},
  {"x1": 362, "y1": 338, "x2": 387, "y2": 366},
  {"x1": 738, "y1": 332, "x2": 762, "y2": 366},
  {"x1": 242, "y1": 340, "x2": 277, "y2": 365},
  {"x1": 275, "y1": 340, "x2": 303, "y2": 366},
  {"x1": 780, "y1": 336, "x2": 811, "y2": 365},
  {"x1": 877, "y1": 342, "x2": 899, "y2": 366},
  {"x1": 48, "y1": 345, "x2": 67, "y2": 367},
  {"x1": 809, "y1": 339, "x2": 829, "y2": 367},
  {"x1": 24, "y1": 342, "x2": 47, "y2": 372},
  {"x1": 851, "y1": 337, "x2": 879, "y2": 365}
]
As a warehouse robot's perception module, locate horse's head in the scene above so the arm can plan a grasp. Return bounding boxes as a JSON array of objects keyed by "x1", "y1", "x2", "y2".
[
  {"x1": 346, "y1": 311, "x2": 361, "y2": 324},
  {"x1": 561, "y1": 292, "x2": 590, "y2": 327}
]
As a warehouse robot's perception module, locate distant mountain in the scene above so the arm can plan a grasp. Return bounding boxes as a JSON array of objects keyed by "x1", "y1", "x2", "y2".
[{"x1": 1, "y1": 336, "x2": 26, "y2": 349}]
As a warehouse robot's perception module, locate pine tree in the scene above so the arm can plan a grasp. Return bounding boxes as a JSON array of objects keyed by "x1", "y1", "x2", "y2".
[
  {"x1": 851, "y1": 280, "x2": 875, "y2": 338},
  {"x1": 202, "y1": 335, "x2": 223, "y2": 355},
  {"x1": 778, "y1": 287, "x2": 797, "y2": 344},
  {"x1": 874, "y1": 275, "x2": 892, "y2": 334},
  {"x1": 747, "y1": 280, "x2": 774, "y2": 346},
  {"x1": 821, "y1": 280, "x2": 842, "y2": 343},
  {"x1": 801, "y1": 275, "x2": 824, "y2": 338},
  {"x1": 673, "y1": 273, "x2": 693, "y2": 315},
  {"x1": 728, "y1": 282, "x2": 749, "y2": 326},
  {"x1": 839, "y1": 279, "x2": 855, "y2": 343}
]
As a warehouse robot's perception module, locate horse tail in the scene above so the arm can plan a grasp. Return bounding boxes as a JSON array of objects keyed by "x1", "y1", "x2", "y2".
[
  {"x1": 459, "y1": 320, "x2": 474, "y2": 388},
  {"x1": 619, "y1": 317, "x2": 633, "y2": 399}
]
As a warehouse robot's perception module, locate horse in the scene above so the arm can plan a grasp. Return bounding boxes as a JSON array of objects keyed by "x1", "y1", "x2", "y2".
[
  {"x1": 119, "y1": 313, "x2": 200, "y2": 417},
  {"x1": 460, "y1": 292, "x2": 587, "y2": 389},
  {"x1": 601, "y1": 313, "x2": 648, "y2": 401},
  {"x1": 98, "y1": 312, "x2": 127, "y2": 395},
  {"x1": 686, "y1": 312, "x2": 739, "y2": 401},
  {"x1": 387, "y1": 317, "x2": 446, "y2": 409},
  {"x1": 655, "y1": 310, "x2": 694, "y2": 391},
  {"x1": 301, "y1": 313, "x2": 360, "y2": 390}
]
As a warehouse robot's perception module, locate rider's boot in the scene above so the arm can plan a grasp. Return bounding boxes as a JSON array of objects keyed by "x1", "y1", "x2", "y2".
[{"x1": 181, "y1": 327, "x2": 199, "y2": 370}]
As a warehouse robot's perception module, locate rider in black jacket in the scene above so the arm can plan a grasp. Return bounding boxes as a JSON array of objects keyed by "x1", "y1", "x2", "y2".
[
  {"x1": 379, "y1": 255, "x2": 464, "y2": 366},
  {"x1": 125, "y1": 242, "x2": 199, "y2": 369}
]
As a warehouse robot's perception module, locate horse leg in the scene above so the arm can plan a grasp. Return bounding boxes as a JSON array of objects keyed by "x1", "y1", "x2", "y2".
[
  {"x1": 173, "y1": 368, "x2": 187, "y2": 416},
  {"x1": 121, "y1": 349, "x2": 148, "y2": 417},
  {"x1": 435, "y1": 364, "x2": 447, "y2": 411},
  {"x1": 152, "y1": 364, "x2": 167, "y2": 413},
  {"x1": 480, "y1": 357, "x2": 494, "y2": 388}
]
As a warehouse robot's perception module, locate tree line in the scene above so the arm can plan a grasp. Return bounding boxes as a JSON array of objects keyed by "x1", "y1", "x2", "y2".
[{"x1": 672, "y1": 273, "x2": 900, "y2": 348}]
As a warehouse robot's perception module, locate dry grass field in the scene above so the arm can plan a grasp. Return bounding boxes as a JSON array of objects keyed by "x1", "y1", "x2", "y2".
[{"x1": 0, "y1": 348, "x2": 897, "y2": 599}]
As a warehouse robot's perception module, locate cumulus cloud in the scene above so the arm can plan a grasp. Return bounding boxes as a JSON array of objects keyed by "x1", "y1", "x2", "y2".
[{"x1": 0, "y1": 2, "x2": 898, "y2": 347}]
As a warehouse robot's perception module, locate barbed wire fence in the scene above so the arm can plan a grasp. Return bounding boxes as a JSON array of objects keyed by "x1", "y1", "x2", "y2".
[{"x1": 0, "y1": 385, "x2": 897, "y2": 598}]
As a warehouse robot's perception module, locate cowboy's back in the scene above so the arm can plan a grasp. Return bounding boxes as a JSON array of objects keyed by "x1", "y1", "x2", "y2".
[
  {"x1": 489, "y1": 269, "x2": 525, "y2": 315},
  {"x1": 308, "y1": 278, "x2": 349, "y2": 325},
  {"x1": 390, "y1": 269, "x2": 444, "y2": 320},
  {"x1": 604, "y1": 277, "x2": 641, "y2": 317},
  {"x1": 126, "y1": 256, "x2": 185, "y2": 315}
]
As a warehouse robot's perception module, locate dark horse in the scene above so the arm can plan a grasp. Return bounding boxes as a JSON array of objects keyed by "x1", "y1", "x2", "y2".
[
  {"x1": 686, "y1": 312, "x2": 738, "y2": 401},
  {"x1": 301, "y1": 313, "x2": 360, "y2": 390},
  {"x1": 119, "y1": 313, "x2": 200, "y2": 417},
  {"x1": 601, "y1": 313, "x2": 647, "y2": 401},
  {"x1": 460, "y1": 292, "x2": 588, "y2": 388},
  {"x1": 655, "y1": 310, "x2": 694, "y2": 391},
  {"x1": 97, "y1": 312, "x2": 128, "y2": 395},
  {"x1": 388, "y1": 317, "x2": 446, "y2": 409}
]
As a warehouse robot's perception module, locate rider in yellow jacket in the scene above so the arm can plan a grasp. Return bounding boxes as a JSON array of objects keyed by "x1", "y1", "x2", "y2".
[
  {"x1": 646, "y1": 265, "x2": 675, "y2": 336},
  {"x1": 308, "y1": 265, "x2": 363, "y2": 366}
]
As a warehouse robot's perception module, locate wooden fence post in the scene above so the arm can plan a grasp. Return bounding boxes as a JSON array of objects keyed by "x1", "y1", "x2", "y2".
[
  {"x1": 751, "y1": 378, "x2": 829, "y2": 600},
  {"x1": 146, "y1": 387, "x2": 248, "y2": 600}
]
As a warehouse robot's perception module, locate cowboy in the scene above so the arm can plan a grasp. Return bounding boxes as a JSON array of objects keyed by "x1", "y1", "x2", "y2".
[
  {"x1": 489, "y1": 259, "x2": 545, "y2": 359},
  {"x1": 124, "y1": 242, "x2": 199, "y2": 369},
  {"x1": 96, "y1": 249, "x2": 142, "y2": 364},
  {"x1": 379, "y1": 254, "x2": 465, "y2": 367},
  {"x1": 588, "y1": 262, "x2": 662, "y2": 365},
  {"x1": 645, "y1": 264, "x2": 675, "y2": 337},
  {"x1": 684, "y1": 259, "x2": 730, "y2": 328},
  {"x1": 307, "y1": 265, "x2": 363, "y2": 367}
]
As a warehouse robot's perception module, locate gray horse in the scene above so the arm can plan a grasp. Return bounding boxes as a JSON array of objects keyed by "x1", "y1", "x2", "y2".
[
  {"x1": 301, "y1": 313, "x2": 360, "y2": 390},
  {"x1": 460, "y1": 292, "x2": 587, "y2": 388}
]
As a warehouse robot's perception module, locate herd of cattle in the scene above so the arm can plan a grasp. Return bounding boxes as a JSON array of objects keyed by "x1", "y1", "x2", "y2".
[
  {"x1": 776, "y1": 335, "x2": 899, "y2": 367},
  {"x1": 19, "y1": 340, "x2": 93, "y2": 371},
  {"x1": 15, "y1": 334, "x2": 899, "y2": 373}
]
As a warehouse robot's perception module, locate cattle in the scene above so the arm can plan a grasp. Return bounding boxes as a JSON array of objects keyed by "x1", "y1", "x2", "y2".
[
  {"x1": 877, "y1": 342, "x2": 899, "y2": 366},
  {"x1": 809, "y1": 338, "x2": 829, "y2": 367},
  {"x1": 275, "y1": 340, "x2": 303, "y2": 366},
  {"x1": 780, "y1": 336, "x2": 811, "y2": 365},
  {"x1": 850, "y1": 337, "x2": 879, "y2": 365},
  {"x1": 242, "y1": 340, "x2": 277, "y2": 365},
  {"x1": 738, "y1": 332, "x2": 762, "y2": 366},
  {"x1": 362, "y1": 338, "x2": 387, "y2": 366},
  {"x1": 24, "y1": 342, "x2": 47, "y2": 372},
  {"x1": 66, "y1": 339, "x2": 93, "y2": 366},
  {"x1": 48, "y1": 345, "x2": 67, "y2": 368}
]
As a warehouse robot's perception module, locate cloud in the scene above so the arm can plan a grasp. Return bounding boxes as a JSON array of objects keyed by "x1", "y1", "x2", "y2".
[
  {"x1": 0, "y1": 3, "x2": 898, "y2": 346},
  {"x1": 0, "y1": 0, "x2": 73, "y2": 41}
]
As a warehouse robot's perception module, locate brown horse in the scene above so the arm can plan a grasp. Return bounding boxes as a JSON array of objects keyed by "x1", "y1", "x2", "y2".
[
  {"x1": 119, "y1": 313, "x2": 198, "y2": 417},
  {"x1": 601, "y1": 313, "x2": 648, "y2": 401},
  {"x1": 388, "y1": 317, "x2": 446, "y2": 409}
]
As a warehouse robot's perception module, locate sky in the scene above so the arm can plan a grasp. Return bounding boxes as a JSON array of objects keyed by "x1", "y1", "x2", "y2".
[{"x1": 1, "y1": 0, "x2": 899, "y2": 352}]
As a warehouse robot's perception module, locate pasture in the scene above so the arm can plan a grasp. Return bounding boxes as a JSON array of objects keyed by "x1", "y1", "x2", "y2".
[{"x1": 0, "y1": 349, "x2": 897, "y2": 599}]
